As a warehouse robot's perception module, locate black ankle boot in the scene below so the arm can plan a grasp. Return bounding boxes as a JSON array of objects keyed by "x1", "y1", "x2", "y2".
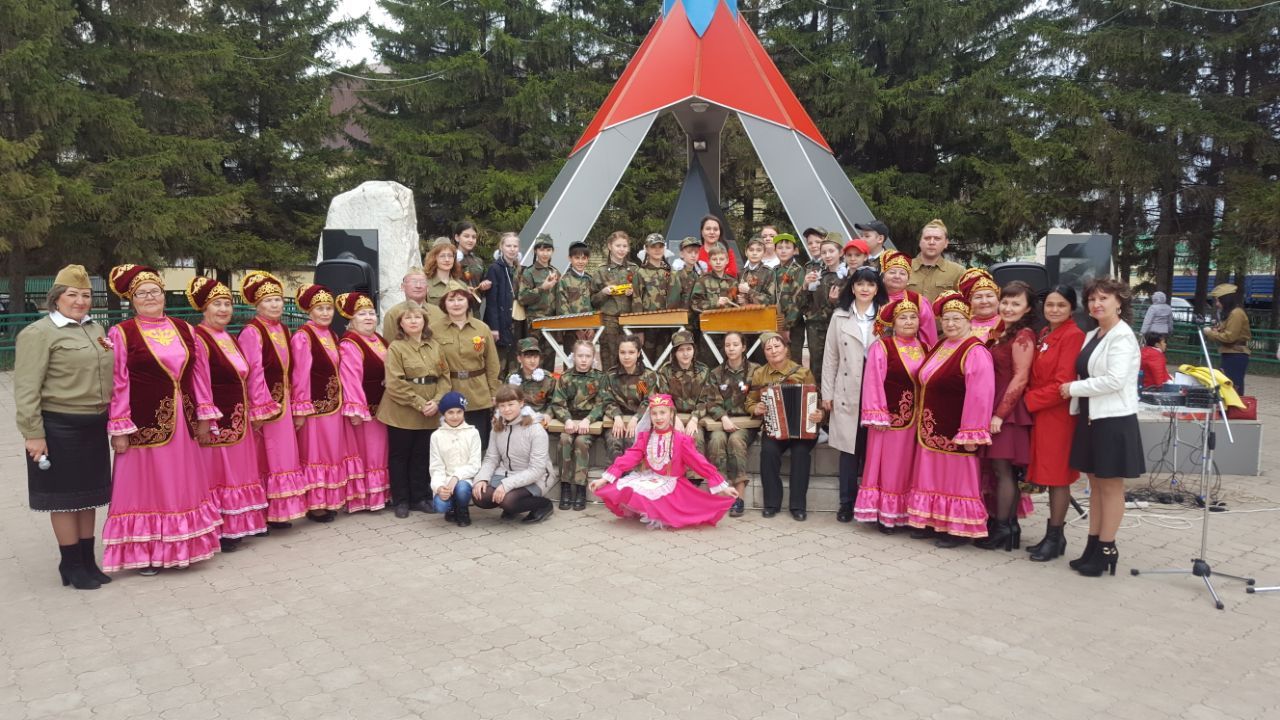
[
  {"x1": 559, "y1": 483, "x2": 573, "y2": 510},
  {"x1": 1075, "y1": 541, "x2": 1118, "y2": 577},
  {"x1": 79, "y1": 537, "x2": 111, "y2": 584},
  {"x1": 59, "y1": 544, "x2": 101, "y2": 590},
  {"x1": 1025, "y1": 521, "x2": 1054, "y2": 555},
  {"x1": 1029, "y1": 524, "x2": 1067, "y2": 562},
  {"x1": 1070, "y1": 535, "x2": 1100, "y2": 570},
  {"x1": 455, "y1": 505, "x2": 471, "y2": 527},
  {"x1": 572, "y1": 484, "x2": 587, "y2": 511},
  {"x1": 836, "y1": 503, "x2": 853, "y2": 523},
  {"x1": 974, "y1": 520, "x2": 1019, "y2": 551}
]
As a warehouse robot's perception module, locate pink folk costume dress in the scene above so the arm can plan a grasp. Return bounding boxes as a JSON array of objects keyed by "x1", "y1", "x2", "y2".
[
  {"x1": 336, "y1": 291, "x2": 390, "y2": 513},
  {"x1": 969, "y1": 315, "x2": 1002, "y2": 344},
  {"x1": 880, "y1": 251, "x2": 937, "y2": 347},
  {"x1": 906, "y1": 293, "x2": 995, "y2": 540},
  {"x1": 102, "y1": 265, "x2": 222, "y2": 572},
  {"x1": 854, "y1": 300, "x2": 928, "y2": 528},
  {"x1": 290, "y1": 284, "x2": 364, "y2": 515},
  {"x1": 187, "y1": 277, "x2": 269, "y2": 541},
  {"x1": 237, "y1": 271, "x2": 310, "y2": 524},
  {"x1": 596, "y1": 398, "x2": 735, "y2": 529}
]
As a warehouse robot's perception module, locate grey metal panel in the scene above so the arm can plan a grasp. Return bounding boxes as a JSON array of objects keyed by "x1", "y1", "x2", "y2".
[
  {"x1": 519, "y1": 112, "x2": 659, "y2": 268},
  {"x1": 663, "y1": 162, "x2": 736, "y2": 255},
  {"x1": 797, "y1": 135, "x2": 876, "y2": 227}
]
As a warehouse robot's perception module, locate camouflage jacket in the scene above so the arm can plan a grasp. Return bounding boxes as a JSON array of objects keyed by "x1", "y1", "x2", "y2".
[
  {"x1": 774, "y1": 259, "x2": 808, "y2": 327},
  {"x1": 459, "y1": 250, "x2": 487, "y2": 290},
  {"x1": 806, "y1": 266, "x2": 842, "y2": 324},
  {"x1": 633, "y1": 261, "x2": 673, "y2": 313},
  {"x1": 689, "y1": 271, "x2": 736, "y2": 313},
  {"x1": 549, "y1": 368, "x2": 606, "y2": 422},
  {"x1": 509, "y1": 369, "x2": 556, "y2": 414},
  {"x1": 738, "y1": 262, "x2": 777, "y2": 307},
  {"x1": 590, "y1": 260, "x2": 639, "y2": 317},
  {"x1": 659, "y1": 362, "x2": 711, "y2": 418},
  {"x1": 555, "y1": 269, "x2": 594, "y2": 316},
  {"x1": 603, "y1": 364, "x2": 661, "y2": 419},
  {"x1": 705, "y1": 360, "x2": 761, "y2": 419},
  {"x1": 671, "y1": 266, "x2": 701, "y2": 308},
  {"x1": 515, "y1": 263, "x2": 559, "y2": 319}
]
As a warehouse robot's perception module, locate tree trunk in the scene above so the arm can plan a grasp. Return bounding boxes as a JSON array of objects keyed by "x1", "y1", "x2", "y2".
[{"x1": 8, "y1": 245, "x2": 28, "y2": 315}]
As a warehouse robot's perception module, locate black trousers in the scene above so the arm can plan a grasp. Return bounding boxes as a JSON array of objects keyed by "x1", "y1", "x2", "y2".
[
  {"x1": 465, "y1": 409, "x2": 492, "y2": 453},
  {"x1": 760, "y1": 437, "x2": 816, "y2": 511},
  {"x1": 473, "y1": 484, "x2": 551, "y2": 515},
  {"x1": 387, "y1": 426, "x2": 432, "y2": 504},
  {"x1": 838, "y1": 424, "x2": 869, "y2": 506}
]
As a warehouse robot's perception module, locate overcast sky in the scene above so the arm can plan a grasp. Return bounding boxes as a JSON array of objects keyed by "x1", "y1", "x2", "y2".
[{"x1": 332, "y1": 0, "x2": 393, "y2": 66}]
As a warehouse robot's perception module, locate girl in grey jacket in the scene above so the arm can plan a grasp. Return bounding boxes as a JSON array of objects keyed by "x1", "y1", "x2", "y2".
[{"x1": 472, "y1": 386, "x2": 557, "y2": 523}]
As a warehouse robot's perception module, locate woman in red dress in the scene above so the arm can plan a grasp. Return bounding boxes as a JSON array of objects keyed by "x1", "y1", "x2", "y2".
[{"x1": 1022, "y1": 285, "x2": 1085, "y2": 561}]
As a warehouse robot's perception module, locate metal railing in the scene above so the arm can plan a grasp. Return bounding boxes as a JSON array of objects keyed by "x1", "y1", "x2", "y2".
[{"x1": 1133, "y1": 302, "x2": 1280, "y2": 376}]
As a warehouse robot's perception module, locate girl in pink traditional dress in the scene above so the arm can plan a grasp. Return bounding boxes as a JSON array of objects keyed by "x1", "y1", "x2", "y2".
[
  {"x1": 590, "y1": 394, "x2": 739, "y2": 529},
  {"x1": 102, "y1": 265, "x2": 223, "y2": 575},
  {"x1": 336, "y1": 292, "x2": 390, "y2": 513},
  {"x1": 854, "y1": 298, "x2": 928, "y2": 533},
  {"x1": 188, "y1": 277, "x2": 269, "y2": 553},
  {"x1": 238, "y1": 271, "x2": 309, "y2": 528},
  {"x1": 906, "y1": 291, "x2": 995, "y2": 548},
  {"x1": 879, "y1": 250, "x2": 937, "y2": 347},
  {"x1": 290, "y1": 284, "x2": 364, "y2": 522},
  {"x1": 960, "y1": 268, "x2": 1003, "y2": 344}
]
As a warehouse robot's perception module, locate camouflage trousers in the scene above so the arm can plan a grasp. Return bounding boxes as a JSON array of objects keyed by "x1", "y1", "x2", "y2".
[
  {"x1": 805, "y1": 319, "x2": 829, "y2": 387},
  {"x1": 786, "y1": 319, "x2": 806, "y2": 365},
  {"x1": 559, "y1": 432, "x2": 596, "y2": 486},
  {"x1": 708, "y1": 427, "x2": 759, "y2": 484},
  {"x1": 598, "y1": 316, "x2": 624, "y2": 371}
]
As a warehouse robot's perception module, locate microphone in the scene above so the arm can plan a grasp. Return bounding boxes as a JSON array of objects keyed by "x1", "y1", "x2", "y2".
[{"x1": 37, "y1": 454, "x2": 51, "y2": 471}]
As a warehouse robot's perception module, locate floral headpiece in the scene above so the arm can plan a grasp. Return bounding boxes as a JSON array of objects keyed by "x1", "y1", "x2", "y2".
[
  {"x1": 335, "y1": 291, "x2": 375, "y2": 319},
  {"x1": 296, "y1": 283, "x2": 335, "y2": 312},
  {"x1": 186, "y1": 276, "x2": 232, "y2": 311},
  {"x1": 875, "y1": 297, "x2": 920, "y2": 334},
  {"x1": 879, "y1": 250, "x2": 912, "y2": 275},
  {"x1": 957, "y1": 268, "x2": 998, "y2": 301},
  {"x1": 240, "y1": 270, "x2": 285, "y2": 305},
  {"x1": 934, "y1": 290, "x2": 972, "y2": 320},
  {"x1": 648, "y1": 394, "x2": 675, "y2": 409},
  {"x1": 108, "y1": 264, "x2": 164, "y2": 299}
]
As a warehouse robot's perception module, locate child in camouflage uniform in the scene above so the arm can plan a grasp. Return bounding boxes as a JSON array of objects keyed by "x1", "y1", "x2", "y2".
[
  {"x1": 737, "y1": 236, "x2": 777, "y2": 307},
  {"x1": 658, "y1": 330, "x2": 711, "y2": 484},
  {"x1": 549, "y1": 340, "x2": 605, "y2": 511},
  {"x1": 671, "y1": 236, "x2": 703, "y2": 306},
  {"x1": 804, "y1": 234, "x2": 844, "y2": 387},
  {"x1": 455, "y1": 221, "x2": 489, "y2": 293},
  {"x1": 554, "y1": 241, "x2": 595, "y2": 367},
  {"x1": 508, "y1": 337, "x2": 556, "y2": 420},
  {"x1": 705, "y1": 332, "x2": 761, "y2": 517},
  {"x1": 604, "y1": 336, "x2": 661, "y2": 458},
  {"x1": 689, "y1": 244, "x2": 737, "y2": 366},
  {"x1": 591, "y1": 230, "x2": 638, "y2": 372},
  {"x1": 634, "y1": 232, "x2": 675, "y2": 365},
  {"x1": 516, "y1": 234, "x2": 560, "y2": 371},
  {"x1": 772, "y1": 233, "x2": 808, "y2": 365}
]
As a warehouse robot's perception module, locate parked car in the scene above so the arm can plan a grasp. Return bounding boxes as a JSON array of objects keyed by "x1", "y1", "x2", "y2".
[{"x1": 1170, "y1": 297, "x2": 1209, "y2": 325}]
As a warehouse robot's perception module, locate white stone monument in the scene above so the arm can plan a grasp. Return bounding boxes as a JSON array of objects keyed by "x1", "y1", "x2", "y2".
[{"x1": 321, "y1": 181, "x2": 421, "y2": 315}]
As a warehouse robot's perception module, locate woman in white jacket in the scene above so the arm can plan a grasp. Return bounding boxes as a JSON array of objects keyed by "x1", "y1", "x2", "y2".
[
  {"x1": 429, "y1": 392, "x2": 483, "y2": 527},
  {"x1": 473, "y1": 386, "x2": 556, "y2": 524},
  {"x1": 1060, "y1": 278, "x2": 1145, "y2": 577}
]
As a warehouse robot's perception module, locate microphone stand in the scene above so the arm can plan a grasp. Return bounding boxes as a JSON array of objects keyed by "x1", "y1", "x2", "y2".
[{"x1": 1130, "y1": 327, "x2": 1255, "y2": 609}]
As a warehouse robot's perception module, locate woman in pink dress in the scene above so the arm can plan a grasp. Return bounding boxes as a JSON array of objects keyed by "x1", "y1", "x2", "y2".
[
  {"x1": 590, "y1": 394, "x2": 739, "y2": 529},
  {"x1": 337, "y1": 292, "x2": 390, "y2": 513},
  {"x1": 959, "y1": 268, "x2": 1002, "y2": 344},
  {"x1": 102, "y1": 265, "x2": 222, "y2": 575},
  {"x1": 879, "y1": 250, "x2": 936, "y2": 346},
  {"x1": 237, "y1": 271, "x2": 309, "y2": 528},
  {"x1": 906, "y1": 291, "x2": 995, "y2": 548},
  {"x1": 290, "y1": 284, "x2": 363, "y2": 522},
  {"x1": 188, "y1": 277, "x2": 269, "y2": 552},
  {"x1": 853, "y1": 298, "x2": 928, "y2": 532}
]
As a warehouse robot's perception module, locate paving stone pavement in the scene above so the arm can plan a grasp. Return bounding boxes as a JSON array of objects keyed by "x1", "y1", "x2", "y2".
[{"x1": 2, "y1": 370, "x2": 1278, "y2": 720}]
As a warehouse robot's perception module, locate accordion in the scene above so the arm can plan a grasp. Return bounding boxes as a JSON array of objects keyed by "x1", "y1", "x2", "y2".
[{"x1": 762, "y1": 384, "x2": 820, "y2": 440}]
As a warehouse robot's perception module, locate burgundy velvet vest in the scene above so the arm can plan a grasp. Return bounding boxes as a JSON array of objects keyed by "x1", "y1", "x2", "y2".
[
  {"x1": 342, "y1": 331, "x2": 386, "y2": 414},
  {"x1": 917, "y1": 335, "x2": 983, "y2": 455},
  {"x1": 881, "y1": 338, "x2": 918, "y2": 431},
  {"x1": 119, "y1": 317, "x2": 199, "y2": 448},
  {"x1": 302, "y1": 324, "x2": 341, "y2": 416},
  {"x1": 246, "y1": 317, "x2": 289, "y2": 422},
  {"x1": 195, "y1": 325, "x2": 248, "y2": 447}
]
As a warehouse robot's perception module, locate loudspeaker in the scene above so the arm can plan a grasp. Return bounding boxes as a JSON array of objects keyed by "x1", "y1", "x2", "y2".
[
  {"x1": 989, "y1": 262, "x2": 1049, "y2": 294},
  {"x1": 318, "y1": 229, "x2": 379, "y2": 336}
]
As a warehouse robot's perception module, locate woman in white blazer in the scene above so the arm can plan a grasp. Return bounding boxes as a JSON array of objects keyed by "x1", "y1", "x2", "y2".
[
  {"x1": 472, "y1": 386, "x2": 556, "y2": 523},
  {"x1": 1060, "y1": 278, "x2": 1145, "y2": 577},
  {"x1": 822, "y1": 267, "x2": 887, "y2": 522}
]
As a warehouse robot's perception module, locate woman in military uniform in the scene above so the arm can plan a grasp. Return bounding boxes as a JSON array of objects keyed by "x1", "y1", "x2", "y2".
[{"x1": 432, "y1": 280, "x2": 502, "y2": 451}]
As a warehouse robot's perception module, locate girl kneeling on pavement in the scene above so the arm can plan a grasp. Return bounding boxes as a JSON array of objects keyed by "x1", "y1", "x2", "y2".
[
  {"x1": 429, "y1": 392, "x2": 482, "y2": 526},
  {"x1": 472, "y1": 386, "x2": 556, "y2": 523}
]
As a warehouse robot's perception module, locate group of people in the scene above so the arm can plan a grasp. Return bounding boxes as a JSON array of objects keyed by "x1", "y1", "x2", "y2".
[{"x1": 17, "y1": 217, "x2": 1160, "y2": 589}]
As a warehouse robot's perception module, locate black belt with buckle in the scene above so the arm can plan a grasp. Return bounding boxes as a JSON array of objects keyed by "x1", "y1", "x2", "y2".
[
  {"x1": 451, "y1": 371, "x2": 475, "y2": 379},
  {"x1": 408, "y1": 376, "x2": 439, "y2": 385}
]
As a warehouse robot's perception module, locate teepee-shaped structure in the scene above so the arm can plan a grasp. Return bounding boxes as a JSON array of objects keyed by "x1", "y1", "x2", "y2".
[{"x1": 521, "y1": 0, "x2": 875, "y2": 262}]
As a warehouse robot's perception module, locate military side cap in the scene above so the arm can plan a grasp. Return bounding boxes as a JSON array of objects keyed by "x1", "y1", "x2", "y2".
[
  {"x1": 680, "y1": 236, "x2": 702, "y2": 249},
  {"x1": 671, "y1": 330, "x2": 696, "y2": 348},
  {"x1": 517, "y1": 337, "x2": 542, "y2": 354}
]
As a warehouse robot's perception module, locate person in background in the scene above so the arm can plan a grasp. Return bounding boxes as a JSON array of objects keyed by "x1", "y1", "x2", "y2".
[
  {"x1": 634, "y1": 232, "x2": 675, "y2": 364},
  {"x1": 705, "y1": 332, "x2": 760, "y2": 517},
  {"x1": 759, "y1": 225, "x2": 780, "y2": 268},
  {"x1": 658, "y1": 330, "x2": 711, "y2": 484},
  {"x1": 689, "y1": 243, "x2": 737, "y2": 366},
  {"x1": 14, "y1": 265, "x2": 115, "y2": 589},
  {"x1": 382, "y1": 269, "x2": 430, "y2": 340},
  {"x1": 454, "y1": 221, "x2": 491, "y2": 293},
  {"x1": 855, "y1": 220, "x2": 891, "y2": 267},
  {"x1": 1140, "y1": 291, "x2": 1174, "y2": 337},
  {"x1": 1204, "y1": 283, "x2": 1251, "y2": 393},
  {"x1": 591, "y1": 230, "x2": 639, "y2": 372},
  {"x1": 671, "y1": 236, "x2": 704, "y2": 305},
  {"x1": 738, "y1": 236, "x2": 777, "y2": 309},
  {"x1": 473, "y1": 385, "x2": 557, "y2": 523},
  {"x1": 423, "y1": 241, "x2": 463, "y2": 323},
  {"x1": 1140, "y1": 333, "x2": 1171, "y2": 387},
  {"x1": 880, "y1": 250, "x2": 937, "y2": 346},
  {"x1": 773, "y1": 233, "x2": 808, "y2": 364},
  {"x1": 697, "y1": 214, "x2": 739, "y2": 277},
  {"x1": 515, "y1": 234, "x2": 560, "y2": 371},
  {"x1": 429, "y1": 391, "x2": 482, "y2": 527},
  {"x1": 803, "y1": 235, "x2": 844, "y2": 385},
  {"x1": 337, "y1": 291, "x2": 391, "y2": 513},
  {"x1": 801, "y1": 227, "x2": 826, "y2": 275},
  {"x1": 843, "y1": 237, "x2": 870, "y2": 271},
  {"x1": 508, "y1": 337, "x2": 556, "y2": 419},
  {"x1": 554, "y1": 240, "x2": 596, "y2": 352},
  {"x1": 483, "y1": 231, "x2": 521, "y2": 374},
  {"x1": 907, "y1": 219, "x2": 965, "y2": 302}
]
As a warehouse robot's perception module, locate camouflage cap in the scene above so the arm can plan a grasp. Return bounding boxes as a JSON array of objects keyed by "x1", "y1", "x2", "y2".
[
  {"x1": 517, "y1": 337, "x2": 542, "y2": 354},
  {"x1": 533, "y1": 234, "x2": 554, "y2": 249},
  {"x1": 568, "y1": 240, "x2": 590, "y2": 256},
  {"x1": 670, "y1": 330, "x2": 696, "y2": 348},
  {"x1": 645, "y1": 232, "x2": 666, "y2": 246},
  {"x1": 680, "y1": 236, "x2": 702, "y2": 249}
]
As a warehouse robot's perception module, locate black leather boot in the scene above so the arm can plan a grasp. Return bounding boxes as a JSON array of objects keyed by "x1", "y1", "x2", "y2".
[
  {"x1": 1029, "y1": 524, "x2": 1067, "y2": 562},
  {"x1": 573, "y1": 484, "x2": 587, "y2": 511},
  {"x1": 79, "y1": 537, "x2": 112, "y2": 584},
  {"x1": 1075, "y1": 541, "x2": 1118, "y2": 577},
  {"x1": 559, "y1": 483, "x2": 573, "y2": 510},
  {"x1": 59, "y1": 544, "x2": 101, "y2": 590},
  {"x1": 836, "y1": 503, "x2": 853, "y2": 523},
  {"x1": 974, "y1": 520, "x2": 1019, "y2": 551},
  {"x1": 455, "y1": 505, "x2": 471, "y2": 527},
  {"x1": 1025, "y1": 520, "x2": 1054, "y2": 555},
  {"x1": 1070, "y1": 535, "x2": 1100, "y2": 570}
]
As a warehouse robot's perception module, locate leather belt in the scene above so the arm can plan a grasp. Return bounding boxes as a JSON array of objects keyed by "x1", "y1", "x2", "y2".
[
  {"x1": 408, "y1": 376, "x2": 439, "y2": 385},
  {"x1": 451, "y1": 371, "x2": 475, "y2": 379}
]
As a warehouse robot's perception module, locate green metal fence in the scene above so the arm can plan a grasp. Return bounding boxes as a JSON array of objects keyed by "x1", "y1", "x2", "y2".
[
  {"x1": 0, "y1": 304, "x2": 309, "y2": 370},
  {"x1": 1133, "y1": 302, "x2": 1280, "y2": 376}
]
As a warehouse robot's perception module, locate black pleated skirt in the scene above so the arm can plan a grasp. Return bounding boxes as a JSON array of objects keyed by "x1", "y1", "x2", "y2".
[
  {"x1": 1068, "y1": 412, "x2": 1146, "y2": 479},
  {"x1": 27, "y1": 411, "x2": 112, "y2": 512}
]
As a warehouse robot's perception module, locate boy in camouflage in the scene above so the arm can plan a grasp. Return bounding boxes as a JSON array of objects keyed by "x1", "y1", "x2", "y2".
[
  {"x1": 508, "y1": 337, "x2": 556, "y2": 419},
  {"x1": 554, "y1": 241, "x2": 595, "y2": 366},
  {"x1": 772, "y1": 233, "x2": 808, "y2": 364},
  {"x1": 689, "y1": 244, "x2": 737, "y2": 366},
  {"x1": 658, "y1": 330, "x2": 711, "y2": 483},
  {"x1": 549, "y1": 340, "x2": 605, "y2": 511},
  {"x1": 634, "y1": 232, "x2": 674, "y2": 364},
  {"x1": 737, "y1": 236, "x2": 777, "y2": 307},
  {"x1": 604, "y1": 337, "x2": 661, "y2": 458},
  {"x1": 705, "y1": 331, "x2": 761, "y2": 516},
  {"x1": 671, "y1": 236, "x2": 703, "y2": 306},
  {"x1": 516, "y1": 234, "x2": 560, "y2": 371},
  {"x1": 804, "y1": 234, "x2": 844, "y2": 386},
  {"x1": 591, "y1": 230, "x2": 639, "y2": 371}
]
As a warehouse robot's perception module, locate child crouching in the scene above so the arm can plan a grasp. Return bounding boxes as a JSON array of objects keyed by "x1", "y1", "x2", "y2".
[{"x1": 429, "y1": 392, "x2": 482, "y2": 526}]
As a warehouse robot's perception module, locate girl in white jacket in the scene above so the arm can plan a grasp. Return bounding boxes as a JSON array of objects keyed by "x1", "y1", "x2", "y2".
[{"x1": 429, "y1": 392, "x2": 482, "y2": 526}]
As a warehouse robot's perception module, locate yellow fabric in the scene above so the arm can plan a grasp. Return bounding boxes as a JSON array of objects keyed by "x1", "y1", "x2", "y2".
[{"x1": 1176, "y1": 364, "x2": 1246, "y2": 409}]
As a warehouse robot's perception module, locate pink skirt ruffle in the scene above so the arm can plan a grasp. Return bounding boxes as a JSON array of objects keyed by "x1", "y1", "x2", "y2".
[
  {"x1": 346, "y1": 419, "x2": 389, "y2": 513},
  {"x1": 854, "y1": 427, "x2": 916, "y2": 527},
  {"x1": 256, "y1": 410, "x2": 310, "y2": 522},
  {"x1": 595, "y1": 472, "x2": 734, "y2": 529},
  {"x1": 102, "y1": 500, "x2": 223, "y2": 571},
  {"x1": 203, "y1": 437, "x2": 268, "y2": 538},
  {"x1": 297, "y1": 413, "x2": 364, "y2": 511},
  {"x1": 906, "y1": 450, "x2": 989, "y2": 538}
]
